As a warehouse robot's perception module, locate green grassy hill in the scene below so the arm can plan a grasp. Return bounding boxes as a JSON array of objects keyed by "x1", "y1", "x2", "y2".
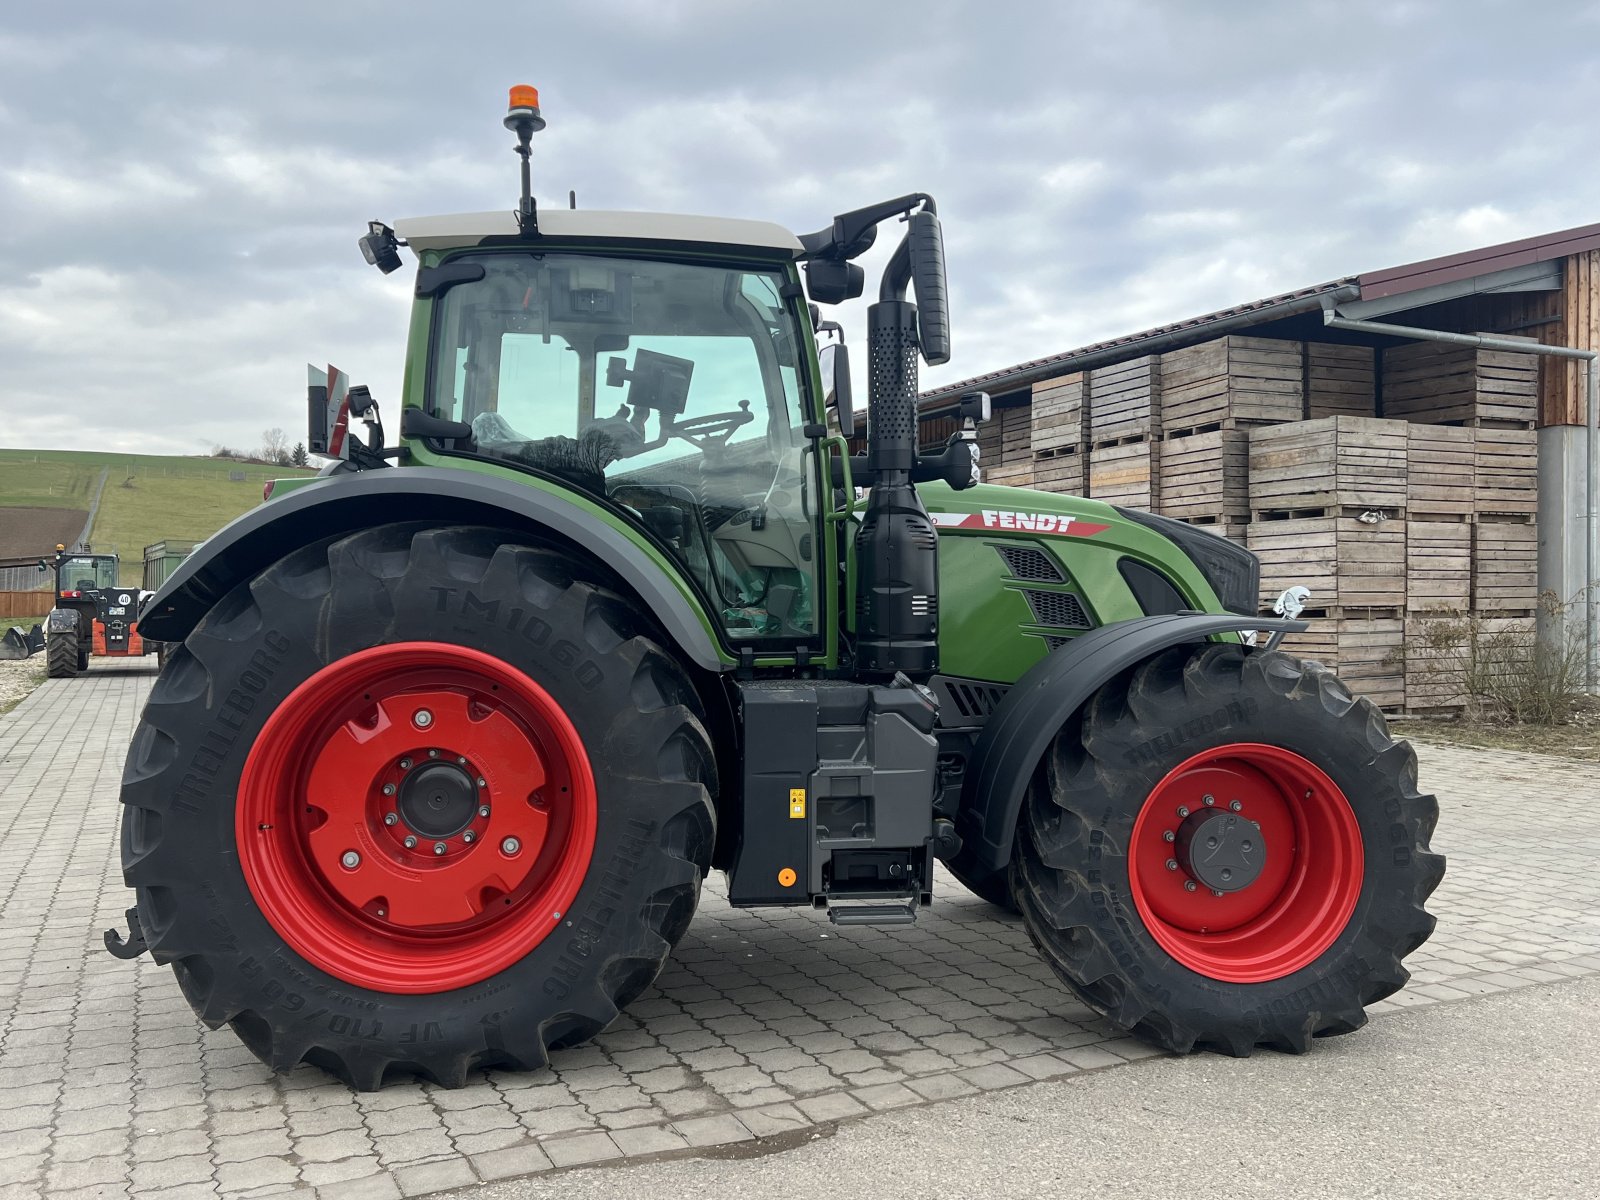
[{"x1": 0, "y1": 449, "x2": 317, "y2": 586}]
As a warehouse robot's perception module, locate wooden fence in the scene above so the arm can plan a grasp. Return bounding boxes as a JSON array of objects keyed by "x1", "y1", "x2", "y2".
[{"x1": 0, "y1": 591, "x2": 56, "y2": 620}]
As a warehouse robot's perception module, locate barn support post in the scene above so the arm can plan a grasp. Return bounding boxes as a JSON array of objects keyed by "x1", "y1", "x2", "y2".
[{"x1": 1321, "y1": 307, "x2": 1599, "y2": 692}]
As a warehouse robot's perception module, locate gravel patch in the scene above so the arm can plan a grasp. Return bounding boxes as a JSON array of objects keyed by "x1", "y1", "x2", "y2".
[{"x1": 0, "y1": 656, "x2": 46, "y2": 715}]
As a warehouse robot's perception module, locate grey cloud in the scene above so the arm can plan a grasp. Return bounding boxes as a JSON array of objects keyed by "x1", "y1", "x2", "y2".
[{"x1": 4, "y1": 1, "x2": 1600, "y2": 452}]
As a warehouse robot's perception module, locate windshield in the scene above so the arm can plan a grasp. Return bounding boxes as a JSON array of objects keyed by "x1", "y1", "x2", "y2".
[
  {"x1": 60, "y1": 556, "x2": 118, "y2": 591},
  {"x1": 430, "y1": 252, "x2": 820, "y2": 641}
]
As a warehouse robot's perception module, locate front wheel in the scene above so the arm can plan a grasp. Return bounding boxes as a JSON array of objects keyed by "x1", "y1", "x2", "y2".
[
  {"x1": 46, "y1": 629, "x2": 80, "y2": 678},
  {"x1": 1014, "y1": 643, "x2": 1443, "y2": 1055},
  {"x1": 120, "y1": 524, "x2": 716, "y2": 1088}
]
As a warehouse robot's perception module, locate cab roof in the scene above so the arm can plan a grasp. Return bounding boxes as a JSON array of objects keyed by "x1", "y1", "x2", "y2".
[{"x1": 393, "y1": 209, "x2": 804, "y2": 257}]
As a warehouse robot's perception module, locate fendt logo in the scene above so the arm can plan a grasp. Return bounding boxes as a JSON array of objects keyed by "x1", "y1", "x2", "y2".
[{"x1": 930, "y1": 510, "x2": 1110, "y2": 538}]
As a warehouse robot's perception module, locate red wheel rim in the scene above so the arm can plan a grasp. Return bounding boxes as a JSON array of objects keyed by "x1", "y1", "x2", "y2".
[
  {"x1": 237, "y1": 642, "x2": 596, "y2": 993},
  {"x1": 1127, "y1": 743, "x2": 1363, "y2": 983}
]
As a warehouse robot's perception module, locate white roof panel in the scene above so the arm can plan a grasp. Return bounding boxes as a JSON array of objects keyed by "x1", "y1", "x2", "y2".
[{"x1": 393, "y1": 209, "x2": 803, "y2": 255}]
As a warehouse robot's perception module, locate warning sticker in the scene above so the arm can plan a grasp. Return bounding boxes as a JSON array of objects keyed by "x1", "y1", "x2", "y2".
[{"x1": 789, "y1": 788, "x2": 806, "y2": 819}]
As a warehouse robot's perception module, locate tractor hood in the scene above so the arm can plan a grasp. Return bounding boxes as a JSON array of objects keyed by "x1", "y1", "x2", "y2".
[{"x1": 919, "y1": 479, "x2": 1259, "y2": 682}]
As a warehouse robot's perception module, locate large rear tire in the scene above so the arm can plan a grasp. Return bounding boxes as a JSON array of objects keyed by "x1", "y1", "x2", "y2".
[
  {"x1": 1014, "y1": 643, "x2": 1443, "y2": 1055},
  {"x1": 120, "y1": 524, "x2": 716, "y2": 1088},
  {"x1": 46, "y1": 630, "x2": 80, "y2": 678}
]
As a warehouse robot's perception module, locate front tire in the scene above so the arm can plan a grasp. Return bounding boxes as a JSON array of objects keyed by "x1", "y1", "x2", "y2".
[
  {"x1": 1014, "y1": 643, "x2": 1443, "y2": 1055},
  {"x1": 47, "y1": 629, "x2": 80, "y2": 678},
  {"x1": 120, "y1": 524, "x2": 716, "y2": 1088}
]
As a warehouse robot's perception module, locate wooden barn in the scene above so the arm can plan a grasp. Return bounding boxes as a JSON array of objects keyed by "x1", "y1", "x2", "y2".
[{"x1": 918, "y1": 222, "x2": 1600, "y2": 712}]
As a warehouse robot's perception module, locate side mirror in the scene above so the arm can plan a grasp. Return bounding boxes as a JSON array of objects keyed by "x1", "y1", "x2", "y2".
[
  {"x1": 819, "y1": 343, "x2": 856, "y2": 436},
  {"x1": 907, "y1": 209, "x2": 950, "y2": 366}
]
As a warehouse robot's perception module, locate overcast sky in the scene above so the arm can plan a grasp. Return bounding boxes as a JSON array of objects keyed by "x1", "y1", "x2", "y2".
[{"x1": 4, "y1": 1, "x2": 1600, "y2": 456}]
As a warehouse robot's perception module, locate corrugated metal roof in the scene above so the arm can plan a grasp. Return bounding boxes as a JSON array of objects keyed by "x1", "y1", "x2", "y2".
[{"x1": 923, "y1": 218, "x2": 1600, "y2": 407}]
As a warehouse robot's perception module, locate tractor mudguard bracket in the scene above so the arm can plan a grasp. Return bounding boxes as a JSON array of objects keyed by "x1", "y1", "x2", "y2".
[
  {"x1": 135, "y1": 467, "x2": 727, "y2": 673},
  {"x1": 956, "y1": 613, "x2": 1308, "y2": 874}
]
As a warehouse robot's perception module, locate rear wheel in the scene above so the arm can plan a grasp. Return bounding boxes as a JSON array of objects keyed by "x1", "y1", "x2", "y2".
[
  {"x1": 47, "y1": 629, "x2": 80, "y2": 678},
  {"x1": 1014, "y1": 643, "x2": 1443, "y2": 1055},
  {"x1": 120, "y1": 524, "x2": 716, "y2": 1088}
]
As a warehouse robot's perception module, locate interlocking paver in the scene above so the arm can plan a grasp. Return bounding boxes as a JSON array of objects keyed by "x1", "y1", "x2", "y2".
[{"x1": 6, "y1": 666, "x2": 1600, "y2": 1195}]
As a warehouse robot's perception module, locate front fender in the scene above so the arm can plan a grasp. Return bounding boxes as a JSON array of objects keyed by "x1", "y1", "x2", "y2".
[
  {"x1": 956, "y1": 613, "x2": 1307, "y2": 873},
  {"x1": 138, "y1": 467, "x2": 728, "y2": 673}
]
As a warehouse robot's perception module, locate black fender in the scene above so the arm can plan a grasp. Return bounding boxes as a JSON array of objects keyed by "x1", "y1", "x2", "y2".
[
  {"x1": 956, "y1": 613, "x2": 1308, "y2": 873},
  {"x1": 137, "y1": 466, "x2": 728, "y2": 673}
]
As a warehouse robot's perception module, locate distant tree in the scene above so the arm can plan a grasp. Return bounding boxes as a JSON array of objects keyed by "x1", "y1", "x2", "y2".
[
  {"x1": 261, "y1": 427, "x2": 290, "y2": 465},
  {"x1": 291, "y1": 442, "x2": 309, "y2": 468}
]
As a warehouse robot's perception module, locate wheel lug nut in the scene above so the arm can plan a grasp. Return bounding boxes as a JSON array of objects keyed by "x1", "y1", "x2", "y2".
[
  {"x1": 413, "y1": 709, "x2": 433, "y2": 729},
  {"x1": 457, "y1": 756, "x2": 467, "y2": 766},
  {"x1": 1251, "y1": 820, "x2": 1261, "y2": 829},
  {"x1": 1162, "y1": 830, "x2": 1175, "y2": 843},
  {"x1": 463, "y1": 831, "x2": 476, "y2": 844},
  {"x1": 1229, "y1": 800, "x2": 1242, "y2": 812},
  {"x1": 399, "y1": 758, "x2": 412, "y2": 770},
  {"x1": 477, "y1": 779, "x2": 487, "y2": 790},
  {"x1": 1176, "y1": 806, "x2": 1189, "y2": 818},
  {"x1": 403, "y1": 835, "x2": 418, "y2": 849},
  {"x1": 384, "y1": 812, "x2": 398, "y2": 826},
  {"x1": 502, "y1": 837, "x2": 521, "y2": 855},
  {"x1": 1202, "y1": 794, "x2": 1215, "y2": 807},
  {"x1": 479, "y1": 805, "x2": 491, "y2": 818},
  {"x1": 1211, "y1": 889, "x2": 1224, "y2": 898},
  {"x1": 1165, "y1": 859, "x2": 1179, "y2": 871},
  {"x1": 340, "y1": 850, "x2": 360, "y2": 869},
  {"x1": 1183, "y1": 880, "x2": 1197, "y2": 893},
  {"x1": 428, "y1": 749, "x2": 439, "y2": 759},
  {"x1": 382, "y1": 783, "x2": 396, "y2": 797},
  {"x1": 433, "y1": 841, "x2": 447, "y2": 856}
]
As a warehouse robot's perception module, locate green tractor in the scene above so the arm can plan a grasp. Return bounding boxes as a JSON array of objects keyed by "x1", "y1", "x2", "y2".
[{"x1": 112, "y1": 88, "x2": 1443, "y2": 1088}]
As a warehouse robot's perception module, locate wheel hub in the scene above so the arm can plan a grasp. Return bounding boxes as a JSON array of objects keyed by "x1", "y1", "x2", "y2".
[
  {"x1": 1173, "y1": 808, "x2": 1263, "y2": 894},
  {"x1": 236, "y1": 642, "x2": 598, "y2": 994},
  {"x1": 399, "y1": 761, "x2": 478, "y2": 838}
]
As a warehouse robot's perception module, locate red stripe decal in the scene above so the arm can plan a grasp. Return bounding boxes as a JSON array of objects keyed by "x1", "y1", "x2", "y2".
[{"x1": 930, "y1": 511, "x2": 1110, "y2": 538}]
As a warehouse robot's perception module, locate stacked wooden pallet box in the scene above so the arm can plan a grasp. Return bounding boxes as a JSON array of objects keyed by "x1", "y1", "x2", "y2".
[
  {"x1": 976, "y1": 401, "x2": 1036, "y2": 486},
  {"x1": 1247, "y1": 417, "x2": 1408, "y2": 709},
  {"x1": 1158, "y1": 336, "x2": 1304, "y2": 540},
  {"x1": 1383, "y1": 339, "x2": 1540, "y2": 712},
  {"x1": 1085, "y1": 357, "x2": 1161, "y2": 508},
  {"x1": 1026, "y1": 374, "x2": 1085, "y2": 495},
  {"x1": 964, "y1": 330, "x2": 1540, "y2": 713}
]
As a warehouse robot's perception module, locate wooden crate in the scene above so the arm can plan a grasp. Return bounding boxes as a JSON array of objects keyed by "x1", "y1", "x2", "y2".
[
  {"x1": 1380, "y1": 337, "x2": 1539, "y2": 426},
  {"x1": 1306, "y1": 343, "x2": 1375, "y2": 418},
  {"x1": 1406, "y1": 520, "x2": 1471, "y2": 613},
  {"x1": 1030, "y1": 445, "x2": 1085, "y2": 496},
  {"x1": 1087, "y1": 356, "x2": 1160, "y2": 444},
  {"x1": 977, "y1": 405, "x2": 1031, "y2": 468},
  {"x1": 983, "y1": 457, "x2": 1036, "y2": 488},
  {"x1": 1279, "y1": 615, "x2": 1405, "y2": 710},
  {"x1": 1472, "y1": 519, "x2": 1538, "y2": 612},
  {"x1": 1247, "y1": 417, "x2": 1407, "y2": 516},
  {"x1": 1406, "y1": 424, "x2": 1475, "y2": 517},
  {"x1": 1087, "y1": 440, "x2": 1157, "y2": 508},
  {"x1": 1474, "y1": 428, "x2": 1537, "y2": 516},
  {"x1": 1030, "y1": 374, "x2": 1085, "y2": 455},
  {"x1": 1249, "y1": 515, "x2": 1406, "y2": 609},
  {"x1": 1158, "y1": 430, "x2": 1248, "y2": 523},
  {"x1": 1403, "y1": 614, "x2": 1536, "y2": 713},
  {"x1": 1159, "y1": 336, "x2": 1303, "y2": 433}
]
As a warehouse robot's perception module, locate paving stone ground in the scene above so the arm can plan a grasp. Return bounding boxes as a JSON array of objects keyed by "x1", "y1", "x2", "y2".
[{"x1": 2, "y1": 662, "x2": 1599, "y2": 1199}]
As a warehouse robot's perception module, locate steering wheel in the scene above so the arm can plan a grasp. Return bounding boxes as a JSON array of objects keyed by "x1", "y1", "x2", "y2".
[{"x1": 669, "y1": 401, "x2": 754, "y2": 451}]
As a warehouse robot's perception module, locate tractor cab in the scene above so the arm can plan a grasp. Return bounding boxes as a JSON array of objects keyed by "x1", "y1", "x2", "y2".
[
  {"x1": 412, "y1": 238, "x2": 823, "y2": 643},
  {"x1": 55, "y1": 551, "x2": 119, "y2": 599}
]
